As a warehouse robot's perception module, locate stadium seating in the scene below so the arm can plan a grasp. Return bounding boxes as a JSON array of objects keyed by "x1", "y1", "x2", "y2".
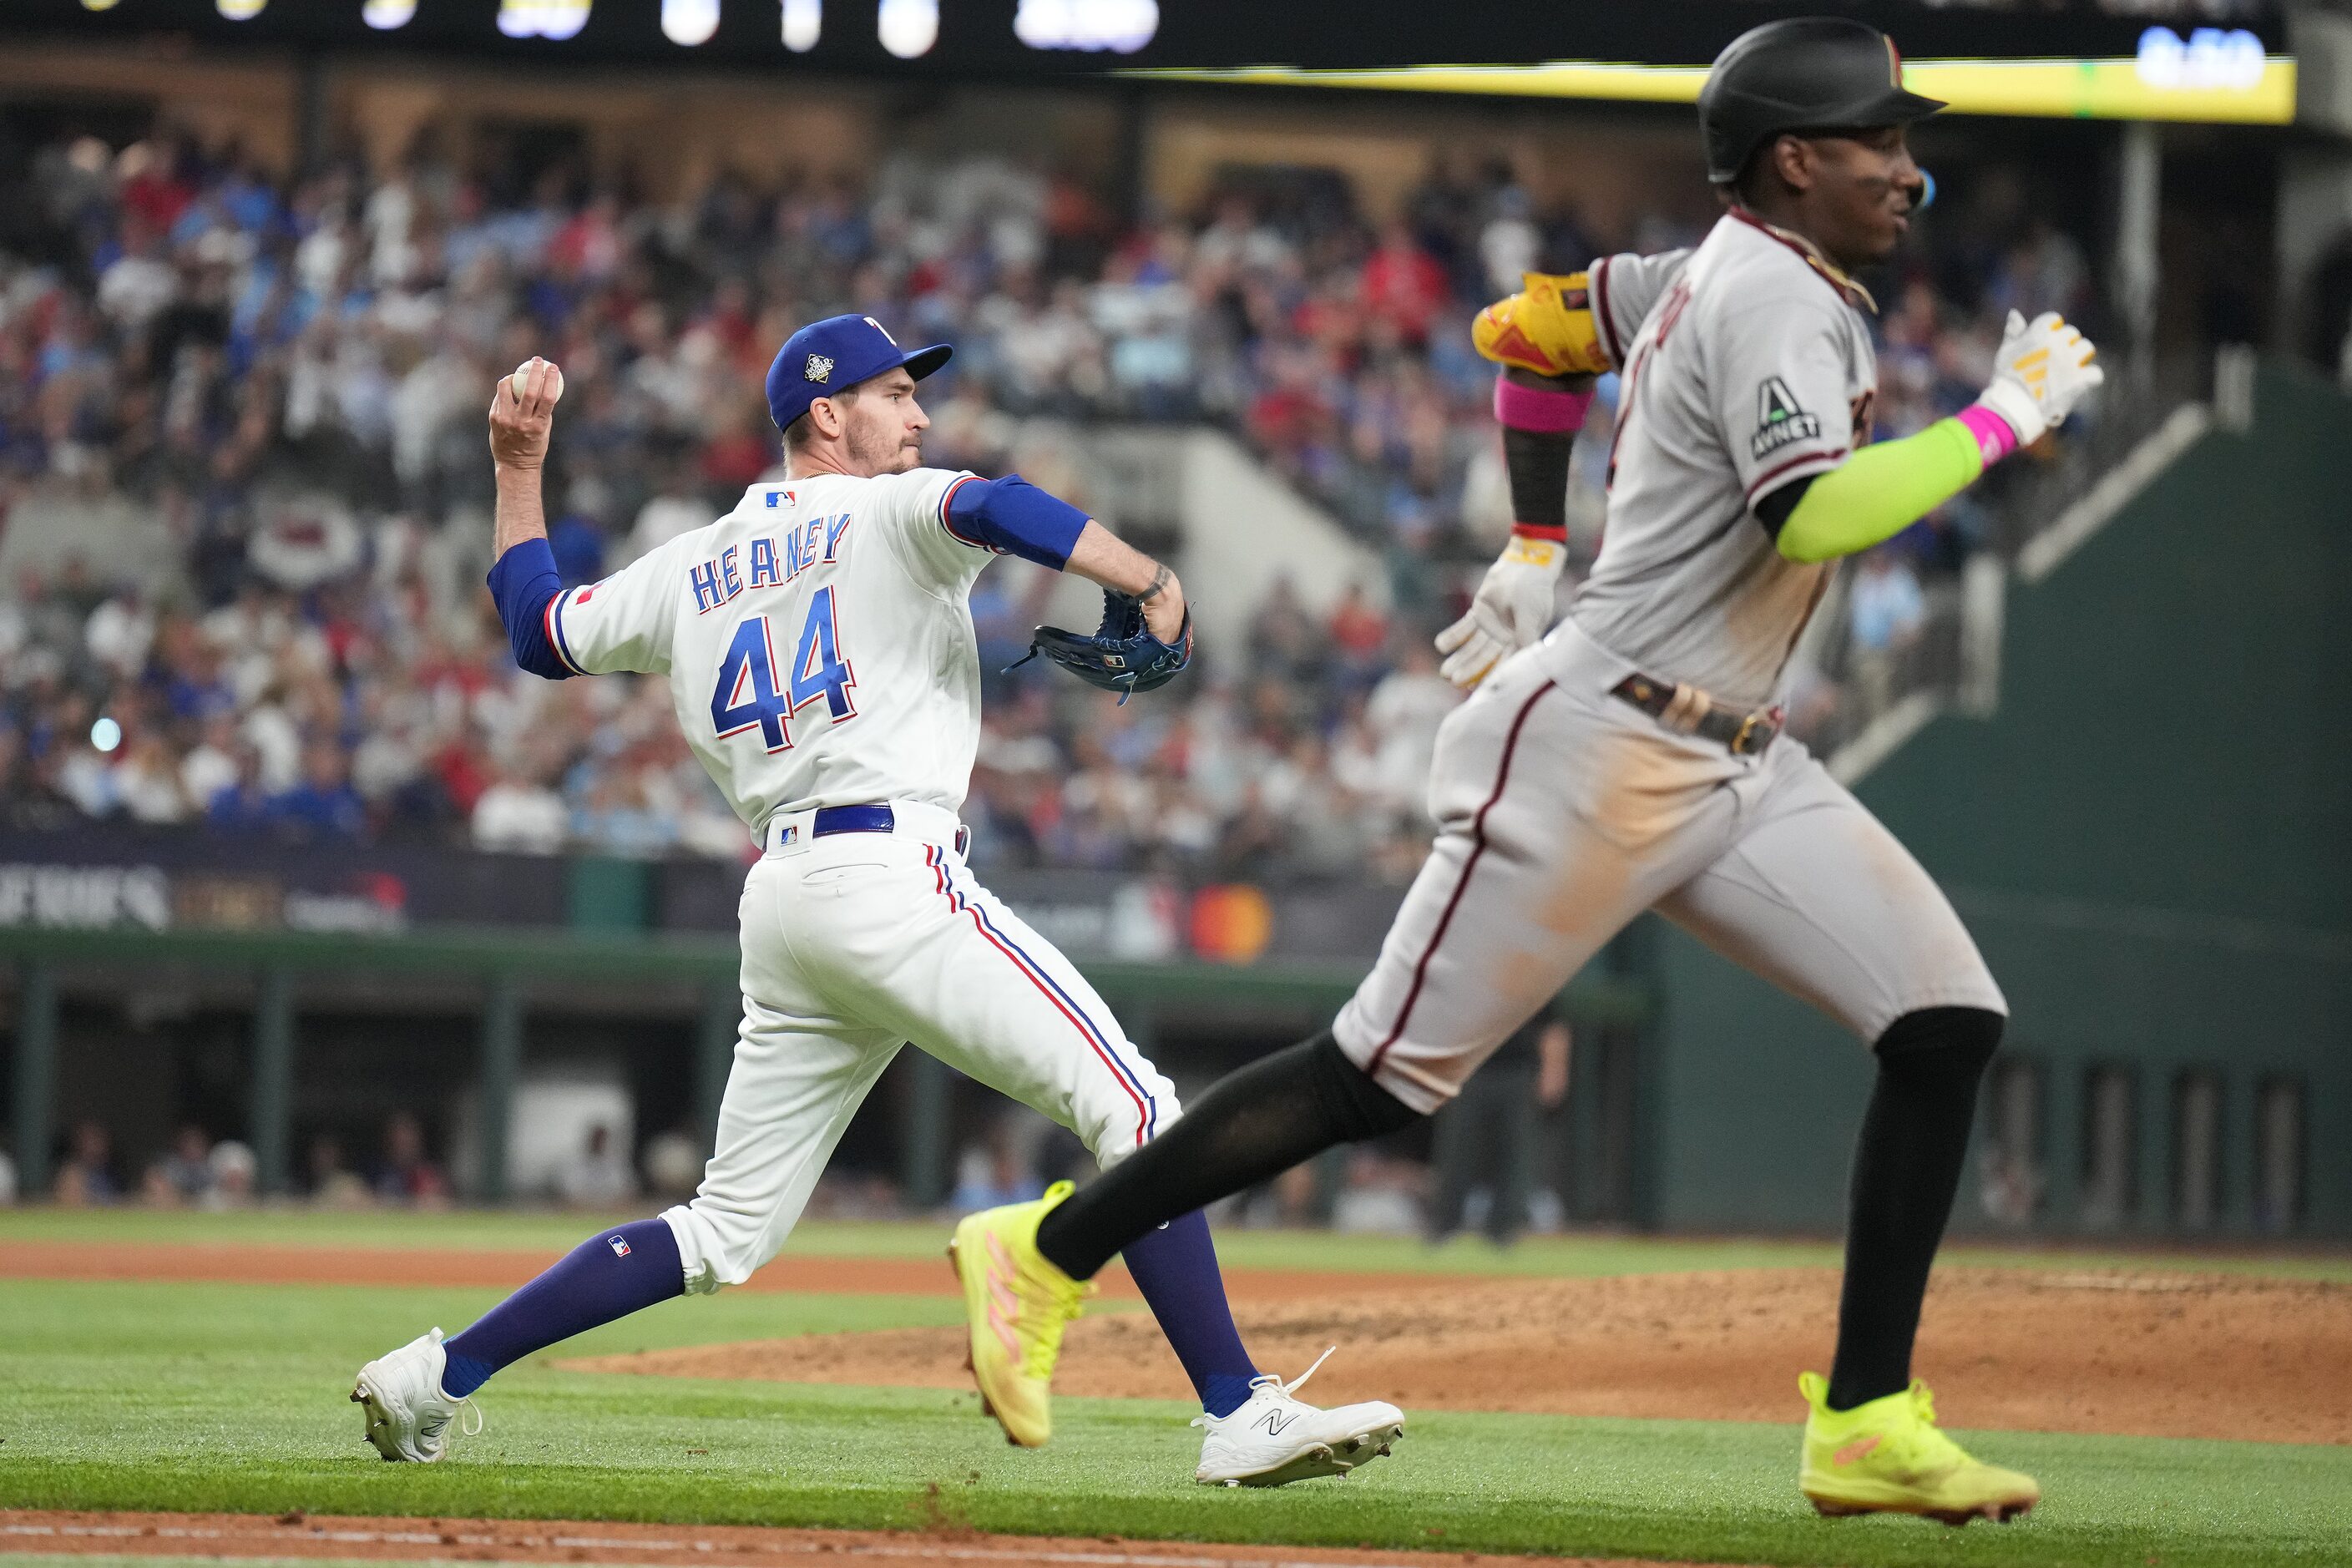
[{"x1": 0, "y1": 132, "x2": 2096, "y2": 875}]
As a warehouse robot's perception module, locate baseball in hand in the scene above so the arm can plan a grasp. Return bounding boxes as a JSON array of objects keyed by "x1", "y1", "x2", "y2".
[{"x1": 510, "y1": 358, "x2": 563, "y2": 402}]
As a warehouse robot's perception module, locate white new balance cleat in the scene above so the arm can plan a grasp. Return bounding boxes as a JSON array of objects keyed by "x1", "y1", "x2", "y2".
[
  {"x1": 1193, "y1": 1348, "x2": 1405, "y2": 1487},
  {"x1": 351, "y1": 1328, "x2": 482, "y2": 1463}
]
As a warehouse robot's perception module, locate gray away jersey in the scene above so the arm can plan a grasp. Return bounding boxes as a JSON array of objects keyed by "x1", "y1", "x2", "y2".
[{"x1": 1574, "y1": 210, "x2": 1879, "y2": 711}]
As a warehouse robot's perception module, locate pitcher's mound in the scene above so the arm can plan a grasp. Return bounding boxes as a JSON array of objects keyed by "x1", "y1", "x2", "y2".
[{"x1": 561, "y1": 1267, "x2": 2352, "y2": 1444}]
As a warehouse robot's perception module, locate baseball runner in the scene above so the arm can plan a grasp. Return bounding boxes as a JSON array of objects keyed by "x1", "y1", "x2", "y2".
[
  {"x1": 952, "y1": 18, "x2": 2101, "y2": 1525},
  {"x1": 350, "y1": 314, "x2": 1404, "y2": 1487}
]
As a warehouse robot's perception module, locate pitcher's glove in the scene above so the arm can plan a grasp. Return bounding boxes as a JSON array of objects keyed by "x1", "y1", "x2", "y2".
[{"x1": 1011, "y1": 590, "x2": 1193, "y2": 704}]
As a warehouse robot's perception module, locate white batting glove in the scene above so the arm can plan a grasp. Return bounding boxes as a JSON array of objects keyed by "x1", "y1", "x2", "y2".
[
  {"x1": 1974, "y1": 309, "x2": 2103, "y2": 448},
  {"x1": 1434, "y1": 534, "x2": 1565, "y2": 689}
]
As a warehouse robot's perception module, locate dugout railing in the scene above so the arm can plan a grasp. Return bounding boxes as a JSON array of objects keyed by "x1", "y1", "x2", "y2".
[{"x1": 0, "y1": 924, "x2": 1652, "y2": 1208}]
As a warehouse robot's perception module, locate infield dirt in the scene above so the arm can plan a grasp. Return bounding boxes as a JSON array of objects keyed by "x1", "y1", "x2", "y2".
[
  {"x1": 0, "y1": 1510, "x2": 1727, "y2": 1568},
  {"x1": 11, "y1": 1241, "x2": 2346, "y2": 1445},
  {"x1": 567, "y1": 1267, "x2": 2352, "y2": 1444}
]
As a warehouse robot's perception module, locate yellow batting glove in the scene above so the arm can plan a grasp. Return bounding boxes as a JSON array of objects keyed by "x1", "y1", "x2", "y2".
[{"x1": 1471, "y1": 271, "x2": 1614, "y2": 379}]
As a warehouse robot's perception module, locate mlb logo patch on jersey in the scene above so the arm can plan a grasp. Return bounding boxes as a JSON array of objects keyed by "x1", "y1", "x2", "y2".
[
  {"x1": 607, "y1": 1235, "x2": 631, "y2": 1258},
  {"x1": 804, "y1": 353, "x2": 834, "y2": 383}
]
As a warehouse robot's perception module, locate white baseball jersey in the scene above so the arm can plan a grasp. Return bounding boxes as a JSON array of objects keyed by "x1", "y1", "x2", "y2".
[
  {"x1": 543, "y1": 466, "x2": 995, "y2": 835},
  {"x1": 538, "y1": 460, "x2": 1181, "y2": 1297},
  {"x1": 1575, "y1": 210, "x2": 1879, "y2": 711}
]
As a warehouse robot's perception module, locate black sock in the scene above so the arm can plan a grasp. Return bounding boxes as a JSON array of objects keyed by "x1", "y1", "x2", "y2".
[
  {"x1": 1826, "y1": 1006, "x2": 2003, "y2": 1411},
  {"x1": 1036, "y1": 1031, "x2": 1423, "y2": 1280}
]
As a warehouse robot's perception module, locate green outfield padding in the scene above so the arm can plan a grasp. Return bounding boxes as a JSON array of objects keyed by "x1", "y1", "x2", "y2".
[{"x1": 3, "y1": 1277, "x2": 2349, "y2": 1568}]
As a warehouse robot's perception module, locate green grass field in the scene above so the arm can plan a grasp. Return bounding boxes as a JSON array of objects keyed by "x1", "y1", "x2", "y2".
[
  {"x1": 11, "y1": 1205, "x2": 2350, "y2": 1281},
  {"x1": 3, "y1": 1210, "x2": 2348, "y2": 1567}
]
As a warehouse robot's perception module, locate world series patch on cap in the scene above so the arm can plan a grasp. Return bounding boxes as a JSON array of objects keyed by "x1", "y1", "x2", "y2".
[{"x1": 765, "y1": 314, "x2": 951, "y2": 433}]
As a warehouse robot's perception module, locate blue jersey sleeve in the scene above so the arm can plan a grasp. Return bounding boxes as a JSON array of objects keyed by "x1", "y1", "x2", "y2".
[
  {"x1": 941, "y1": 473, "x2": 1090, "y2": 571},
  {"x1": 486, "y1": 538, "x2": 576, "y2": 681}
]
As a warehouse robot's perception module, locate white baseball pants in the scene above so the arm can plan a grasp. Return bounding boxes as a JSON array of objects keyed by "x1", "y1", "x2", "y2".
[
  {"x1": 662, "y1": 801, "x2": 1176, "y2": 1292},
  {"x1": 1333, "y1": 624, "x2": 2006, "y2": 1114}
]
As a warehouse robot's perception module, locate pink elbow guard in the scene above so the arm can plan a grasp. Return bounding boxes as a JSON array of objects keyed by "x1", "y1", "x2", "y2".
[{"x1": 1494, "y1": 376, "x2": 1595, "y2": 435}]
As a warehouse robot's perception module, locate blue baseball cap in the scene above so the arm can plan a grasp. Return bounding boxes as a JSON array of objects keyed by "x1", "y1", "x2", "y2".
[{"x1": 765, "y1": 314, "x2": 952, "y2": 434}]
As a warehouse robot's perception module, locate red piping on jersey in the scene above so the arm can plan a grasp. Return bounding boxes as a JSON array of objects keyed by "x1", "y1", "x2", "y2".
[
  {"x1": 1591, "y1": 255, "x2": 1626, "y2": 367},
  {"x1": 1366, "y1": 678, "x2": 1556, "y2": 1076},
  {"x1": 938, "y1": 473, "x2": 994, "y2": 551},
  {"x1": 544, "y1": 589, "x2": 585, "y2": 675},
  {"x1": 923, "y1": 844, "x2": 1156, "y2": 1143},
  {"x1": 1744, "y1": 448, "x2": 1844, "y2": 503}
]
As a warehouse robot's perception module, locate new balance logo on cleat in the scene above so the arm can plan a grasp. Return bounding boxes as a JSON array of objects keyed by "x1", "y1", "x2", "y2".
[
  {"x1": 1192, "y1": 1348, "x2": 1406, "y2": 1488},
  {"x1": 1834, "y1": 1434, "x2": 1882, "y2": 1467},
  {"x1": 983, "y1": 1234, "x2": 1024, "y2": 1355}
]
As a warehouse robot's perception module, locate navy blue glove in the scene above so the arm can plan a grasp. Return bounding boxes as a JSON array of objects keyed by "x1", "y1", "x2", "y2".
[{"x1": 1012, "y1": 590, "x2": 1192, "y2": 704}]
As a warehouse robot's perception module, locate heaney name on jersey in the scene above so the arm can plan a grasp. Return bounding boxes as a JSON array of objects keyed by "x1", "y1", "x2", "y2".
[
  {"x1": 544, "y1": 466, "x2": 999, "y2": 837},
  {"x1": 685, "y1": 496, "x2": 857, "y2": 612}
]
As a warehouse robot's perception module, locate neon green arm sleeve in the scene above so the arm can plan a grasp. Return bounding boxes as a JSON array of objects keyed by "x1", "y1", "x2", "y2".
[{"x1": 1771, "y1": 416, "x2": 1985, "y2": 564}]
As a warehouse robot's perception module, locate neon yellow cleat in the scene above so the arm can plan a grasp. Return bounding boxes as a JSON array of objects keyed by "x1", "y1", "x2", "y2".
[
  {"x1": 948, "y1": 1180, "x2": 1095, "y2": 1447},
  {"x1": 1798, "y1": 1373, "x2": 2039, "y2": 1526}
]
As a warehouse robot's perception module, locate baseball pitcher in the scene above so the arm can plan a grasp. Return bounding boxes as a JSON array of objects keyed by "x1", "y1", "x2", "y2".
[
  {"x1": 953, "y1": 18, "x2": 2100, "y2": 1526},
  {"x1": 350, "y1": 315, "x2": 1403, "y2": 1487}
]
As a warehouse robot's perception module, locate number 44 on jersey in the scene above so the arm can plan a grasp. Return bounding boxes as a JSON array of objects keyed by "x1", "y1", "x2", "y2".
[{"x1": 711, "y1": 587, "x2": 857, "y2": 752}]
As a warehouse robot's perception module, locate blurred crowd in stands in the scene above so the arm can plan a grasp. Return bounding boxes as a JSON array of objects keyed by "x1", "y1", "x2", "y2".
[
  {"x1": 0, "y1": 124, "x2": 2099, "y2": 878},
  {"x1": 0, "y1": 1100, "x2": 1533, "y2": 1242},
  {"x1": 3, "y1": 1109, "x2": 707, "y2": 1213},
  {"x1": 13, "y1": 1111, "x2": 441, "y2": 1210}
]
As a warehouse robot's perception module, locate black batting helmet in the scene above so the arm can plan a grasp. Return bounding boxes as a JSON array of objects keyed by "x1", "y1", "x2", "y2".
[{"x1": 1697, "y1": 17, "x2": 1945, "y2": 186}]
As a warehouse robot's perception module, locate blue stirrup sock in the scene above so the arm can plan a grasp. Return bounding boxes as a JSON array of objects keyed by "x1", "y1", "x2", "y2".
[
  {"x1": 1118, "y1": 1208, "x2": 1259, "y2": 1418},
  {"x1": 440, "y1": 1217, "x2": 684, "y2": 1399}
]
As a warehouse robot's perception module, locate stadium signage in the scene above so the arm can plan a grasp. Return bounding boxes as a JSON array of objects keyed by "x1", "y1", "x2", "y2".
[
  {"x1": 1131, "y1": 52, "x2": 2299, "y2": 126},
  {"x1": 496, "y1": 0, "x2": 589, "y2": 41},
  {"x1": 31, "y1": 0, "x2": 2280, "y2": 88},
  {"x1": 0, "y1": 863, "x2": 170, "y2": 932},
  {"x1": 1015, "y1": 0, "x2": 1158, "y2": 54},
  {"x1": 2134, "y1": 25, "x2": 2265, "y2": 93},
  {"x1": 0, "y1": 836, "x2": 1405, "y2": 957}
]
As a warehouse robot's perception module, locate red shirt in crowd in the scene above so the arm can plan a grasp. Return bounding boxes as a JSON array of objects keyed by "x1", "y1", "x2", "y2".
[{"x1": 1359, "y1": 233, "x2": 1449, "y2": 343}]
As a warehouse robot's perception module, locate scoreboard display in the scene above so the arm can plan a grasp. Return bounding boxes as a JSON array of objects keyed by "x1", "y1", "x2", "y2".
[{"x1": 18, "y1": 1, "x2": 2296, "y2": 123}]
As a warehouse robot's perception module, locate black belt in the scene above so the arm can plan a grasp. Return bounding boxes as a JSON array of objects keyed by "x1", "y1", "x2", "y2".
[
  {"x1": 812, "y1": 804, "x2": 897, "y2": 837},
  {"x1": 1608, "y1": 674, "x2": 1782, "y2": 756}
]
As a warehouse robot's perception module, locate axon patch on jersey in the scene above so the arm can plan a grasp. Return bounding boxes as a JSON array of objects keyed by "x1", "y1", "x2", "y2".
[{"x1": 1750, "y1": 376, "x2": 1822, "y2": 460}]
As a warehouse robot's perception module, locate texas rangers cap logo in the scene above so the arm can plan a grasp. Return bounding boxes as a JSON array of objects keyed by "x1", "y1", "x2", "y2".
[{"x1": 804, "y1": 353, "x2": 833, "y2": 383}]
